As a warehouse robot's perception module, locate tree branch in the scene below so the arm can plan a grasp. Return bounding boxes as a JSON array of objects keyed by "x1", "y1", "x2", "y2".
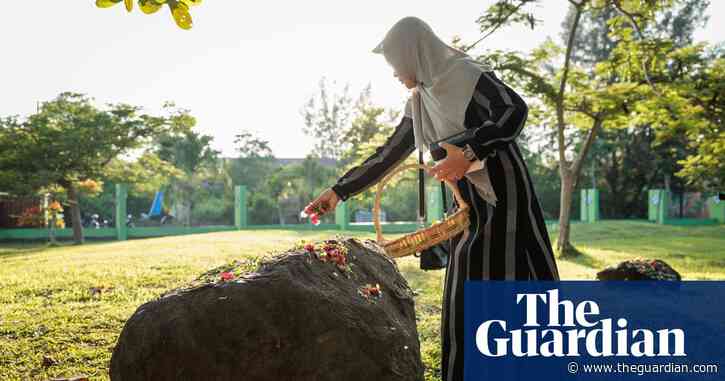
[
  {"x1": 570, "y1": 116, "x2": 603, "y2": 180},
  {"x1": 497, "y1": 64, "x2": 558, "y2": 101},
  {"x1": 556, "y1": 1, "x2": 584, "y2": 175},
  {"x1": 611, "y1": 0, "x2": 663, "y2": 97},
  {"x1": 464, "y1": 0, "x2": 531, "y2": 52}
]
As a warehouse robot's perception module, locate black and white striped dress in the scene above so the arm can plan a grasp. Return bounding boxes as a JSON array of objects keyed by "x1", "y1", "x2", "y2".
[{"x1": 331, "y1": 70, "x2": 561, "y2": 380}]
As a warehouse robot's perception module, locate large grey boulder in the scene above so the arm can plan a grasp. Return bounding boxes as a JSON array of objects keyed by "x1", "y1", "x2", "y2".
[{"x1": 110, "y1": 237, "x2": 424, "y2": 381}]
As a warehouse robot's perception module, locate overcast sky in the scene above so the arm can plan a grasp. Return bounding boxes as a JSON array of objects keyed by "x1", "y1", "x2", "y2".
[{"x1": 2, "y1": 1, "x2": 723, "y2": 158}]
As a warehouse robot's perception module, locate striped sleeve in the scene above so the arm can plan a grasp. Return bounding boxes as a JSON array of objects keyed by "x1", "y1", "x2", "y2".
[
  {"x1": 331, "y1": 116, "x2": 415, "y2": 202},
  {"x1": 462, "y1": 71, "x2": 528, "y2": 160}
]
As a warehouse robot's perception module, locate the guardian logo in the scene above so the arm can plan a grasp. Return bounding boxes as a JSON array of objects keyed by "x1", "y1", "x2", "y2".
[{"x1": 475, "y1": 289, "x2": 686, "y2": 357}]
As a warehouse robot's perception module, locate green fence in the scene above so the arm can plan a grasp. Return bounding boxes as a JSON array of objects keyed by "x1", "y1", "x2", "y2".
[
  {"x1": 2, "y1": 184, "x2": 721, "y2": 242},
  {"x1": 0, "y1": 184, "x2": 425, "y2": 241},
  {"x1": 579, "y1": 187, "x2": 722, "y2": 225},
  {"x1": 647, "y1": 189, "x2": 723, "y2": 225}
]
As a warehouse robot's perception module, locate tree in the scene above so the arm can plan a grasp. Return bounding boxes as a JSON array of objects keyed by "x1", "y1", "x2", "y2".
[
  {"x1": 226, "y1": 130, "x2": 279, "y2": 224},
  {"x1": 95, "y1": 0, "x2": 202, "y2": 29},
  {"x1": 300, "y1": 77, "x2": 353, "y2": 161},
  {"x1": 227, "y1": 130, "x2": 276, "y2": 195},
  {"x1": 150, "y1": 106, "x2": 219, "y2": 226},
  {"x1": 0, "y1": 92, "x2": 166, "y2": 243},
  {"x1": 662, "y1": 45, "x2": 724, "y2": 190},
  {"x1": 467, "y1": 0, "x2": 718, "y2": 257},
  {"x1": 340, "y1": 83, "x2": 401, "y2": 168},
  {"x1": 233, "y1": 131, "x2": 273, "y2": 159},
  {"x1": 81, "y1": 152, "x2": 182, "y2": 224},
  {"x1": 264, "y1": 155, "x2": 338, "y2": 225},
  {"x1": 565, "y1": 0, "x2": 711, "y2": 217}
]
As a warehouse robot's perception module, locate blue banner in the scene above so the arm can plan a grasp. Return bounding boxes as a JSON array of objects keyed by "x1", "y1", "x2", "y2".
[{"x1": 464, "y1": 281, "x2": 724, "y2": 380}]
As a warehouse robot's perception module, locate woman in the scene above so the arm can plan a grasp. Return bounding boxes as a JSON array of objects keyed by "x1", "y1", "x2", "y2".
[{"x1": 304, "y1": 16, "x2": 560, "y2": 380}]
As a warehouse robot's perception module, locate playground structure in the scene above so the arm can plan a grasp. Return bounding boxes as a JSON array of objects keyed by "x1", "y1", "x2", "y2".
[{"x1": 0, "y1": 184, "x2": 722, "y2": 241}]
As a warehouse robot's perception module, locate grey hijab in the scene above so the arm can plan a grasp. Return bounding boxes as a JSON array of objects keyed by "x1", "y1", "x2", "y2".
[
  {"x1": 373, "y1": 16, "x2": 492, "y2": 152},
  {"x1": 373, "y1": 16, "x2": 498, "y2": 206}
]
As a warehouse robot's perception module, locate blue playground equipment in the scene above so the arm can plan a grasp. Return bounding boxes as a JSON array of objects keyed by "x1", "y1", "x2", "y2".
[{"x1": 149, "y1": 191, "x2": 164, "y2": 217}]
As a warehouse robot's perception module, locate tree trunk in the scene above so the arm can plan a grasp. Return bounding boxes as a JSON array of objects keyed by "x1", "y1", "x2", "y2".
[
  {"x1": 552, "y1": 3, "x2": 583, "y2": 258},
  {"x1": 278, "y1": 205, "x2": 286, "y2": 226},
  {"x1": 557, "y1": 174, "x2": 578, "y2": 257},
  {"x1": 49, "y1": 212, "x2": 57, "y2": 246},
  {"x1": 556, "y1": 117, "x2": 603, "y2": 258},
  {"x1": 67, "y1": 184, "x2": 84, "y2": 245}
]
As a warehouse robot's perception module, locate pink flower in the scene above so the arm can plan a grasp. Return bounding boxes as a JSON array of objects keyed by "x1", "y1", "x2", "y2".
[
  {"x1": 220, "y1": 272, "x2": 235, "y2": 281},
  {"x1": 304, "y1": 243, "x2": 315, "y2": 252},
  {"x1": 310, "y1": 213, "x2": 320, "y2": 225}
]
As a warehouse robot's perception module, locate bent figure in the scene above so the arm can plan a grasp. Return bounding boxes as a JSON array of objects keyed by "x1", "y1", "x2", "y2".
[{"x1": 305, "y1": 16, "x2": 560, "y2": 381}]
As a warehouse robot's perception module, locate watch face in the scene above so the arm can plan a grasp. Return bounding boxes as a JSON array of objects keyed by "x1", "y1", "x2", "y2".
[{"x1": 464, "y1": 146, "x2": 476, "y2": 161}]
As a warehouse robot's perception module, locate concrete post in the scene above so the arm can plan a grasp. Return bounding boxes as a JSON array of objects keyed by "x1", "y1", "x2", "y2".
[
  {"x1": 234, "y1": 185, "x2": 248, "y2": 229},
  {"x1": 427, "y1": 184, "x2": 444, "y2": 224},
  {"x1": 116, "y1": 184, "x2": 128, "y2": 241},
  {"x1": 653, "y1": 189, "x2": 669, "y2": 224},
  {"x1": 588, "y1": 188, "x2": 600, "y2": 222},
  {"x1": 335, "y1": 200, "x2": 349, "y2": 230},
  {"x1": 581, "y1": 189, "x2": 589, "y2": 222},
  {"x1": 707, "y1": 193, "x2": 724, "y2": 224}
]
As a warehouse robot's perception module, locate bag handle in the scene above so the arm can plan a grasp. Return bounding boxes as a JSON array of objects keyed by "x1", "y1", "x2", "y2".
[
  {"x1": 373, "y1": 163, "x2": 468, "y2": 245},
  {"x1": 418, "y1": 150, "x2": 426, "y2": 223}
]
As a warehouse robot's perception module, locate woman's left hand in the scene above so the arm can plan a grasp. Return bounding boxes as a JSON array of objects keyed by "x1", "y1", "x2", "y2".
[{"x1": 428, "y1": 142, "x2": 472, "y2": 182}]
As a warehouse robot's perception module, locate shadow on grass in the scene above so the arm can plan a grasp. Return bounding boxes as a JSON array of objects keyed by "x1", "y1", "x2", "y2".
[
  {"x1": 559, "y1": 247, "x2": 608, "y2": 271},
  {"x1": 0, "y1": 243, "x2": 53, "y2": 258},
  {"x1": 0, "y1": 239, "x2": 119, "y2": 260}
]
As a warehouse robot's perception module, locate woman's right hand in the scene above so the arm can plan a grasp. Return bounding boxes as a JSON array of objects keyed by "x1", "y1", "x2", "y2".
[{"x1": 304, "y1": 188, "x2": 340, "y2": 217}]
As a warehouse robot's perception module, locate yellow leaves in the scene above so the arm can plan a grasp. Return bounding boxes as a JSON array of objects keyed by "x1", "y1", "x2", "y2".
[
  {"x1": 169, "y1": 1, "x2": 192, "y2": 30},
  {"x1": 77, "y1": 179, "x2": 103, "y2": 195},
  {"x1": 95, "y1": 0, "x2": 122, "y2": 8},
  {"x1": 48, "y1": 201, "x2": 64, "y2": 213},
  {"x1": 94, "y1": 0, "x2": 201, "y2": 29},
  {"x1": 139, "y1": 0, "x2": 162, "y2": 14}
]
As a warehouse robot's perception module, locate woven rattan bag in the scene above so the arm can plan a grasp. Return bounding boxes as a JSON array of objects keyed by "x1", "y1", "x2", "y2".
[{"x1": 373, "y1": 163, "x2": 470, "y2": 258}]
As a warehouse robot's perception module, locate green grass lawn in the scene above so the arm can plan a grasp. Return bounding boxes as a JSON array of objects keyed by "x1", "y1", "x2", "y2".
[{"x1": 0, "y1": 220, "x2": 723, "y2": 380}]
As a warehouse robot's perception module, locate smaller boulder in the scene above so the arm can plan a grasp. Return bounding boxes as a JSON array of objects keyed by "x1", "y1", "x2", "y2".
[{"x1": 596, "y1": 258, "x2": 681, "y2": 281}]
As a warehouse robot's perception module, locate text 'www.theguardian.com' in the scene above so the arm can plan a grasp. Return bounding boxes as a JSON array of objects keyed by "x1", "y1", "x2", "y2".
[{"x1": 567, "y1": 360, "x2": 720, "y2": 376}]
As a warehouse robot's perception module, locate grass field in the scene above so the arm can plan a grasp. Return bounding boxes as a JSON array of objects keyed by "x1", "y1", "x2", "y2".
[{"x1": 1, "y1": 220, "x2": 723, "y2": 380}]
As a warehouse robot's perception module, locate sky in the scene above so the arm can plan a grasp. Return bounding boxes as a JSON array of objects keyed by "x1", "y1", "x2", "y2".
[{"x1": 2, "y1": 1, "x2": 723, "y2": 158}]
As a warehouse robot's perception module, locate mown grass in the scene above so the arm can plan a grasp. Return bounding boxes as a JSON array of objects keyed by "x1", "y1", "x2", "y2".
[{"x1": 0, "y1": 220, "x2": 723, "y2": 380}]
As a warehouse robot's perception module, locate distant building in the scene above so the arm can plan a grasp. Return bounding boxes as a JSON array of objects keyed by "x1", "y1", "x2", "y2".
[
  {"x1": 220, "y1": 156, "x2": 339, "y2": 168},
  {"x1": 273, "y1": 157, "x2": 339, "y2": 168}
]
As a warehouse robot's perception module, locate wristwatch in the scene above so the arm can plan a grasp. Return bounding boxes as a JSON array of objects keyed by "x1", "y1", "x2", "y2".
[{"x1": 462, "y1": 144, "x2": 478, "y2": 162}]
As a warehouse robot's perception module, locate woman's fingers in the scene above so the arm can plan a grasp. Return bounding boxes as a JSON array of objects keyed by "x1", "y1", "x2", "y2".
[
  {"x1": 306, "y1": 189, "x2": 338, "y2": 216},
  {"x1": 434, "y1": 169, "x2": 463, "y2": 182},
  {"x1": 318, "y1": 200, "x2": 330, "y2": 214},
  {"x1": 305, "y1": 198, "x2": 323, "y2": 214}
]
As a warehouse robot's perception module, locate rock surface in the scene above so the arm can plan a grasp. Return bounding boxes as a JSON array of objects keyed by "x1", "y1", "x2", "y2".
[
  {"x1": 596, "y1": 258, "x2": 681, "y2": 281},
  {"x1": 110, "y1": 237, "x2": 424, "y2": 381}
]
